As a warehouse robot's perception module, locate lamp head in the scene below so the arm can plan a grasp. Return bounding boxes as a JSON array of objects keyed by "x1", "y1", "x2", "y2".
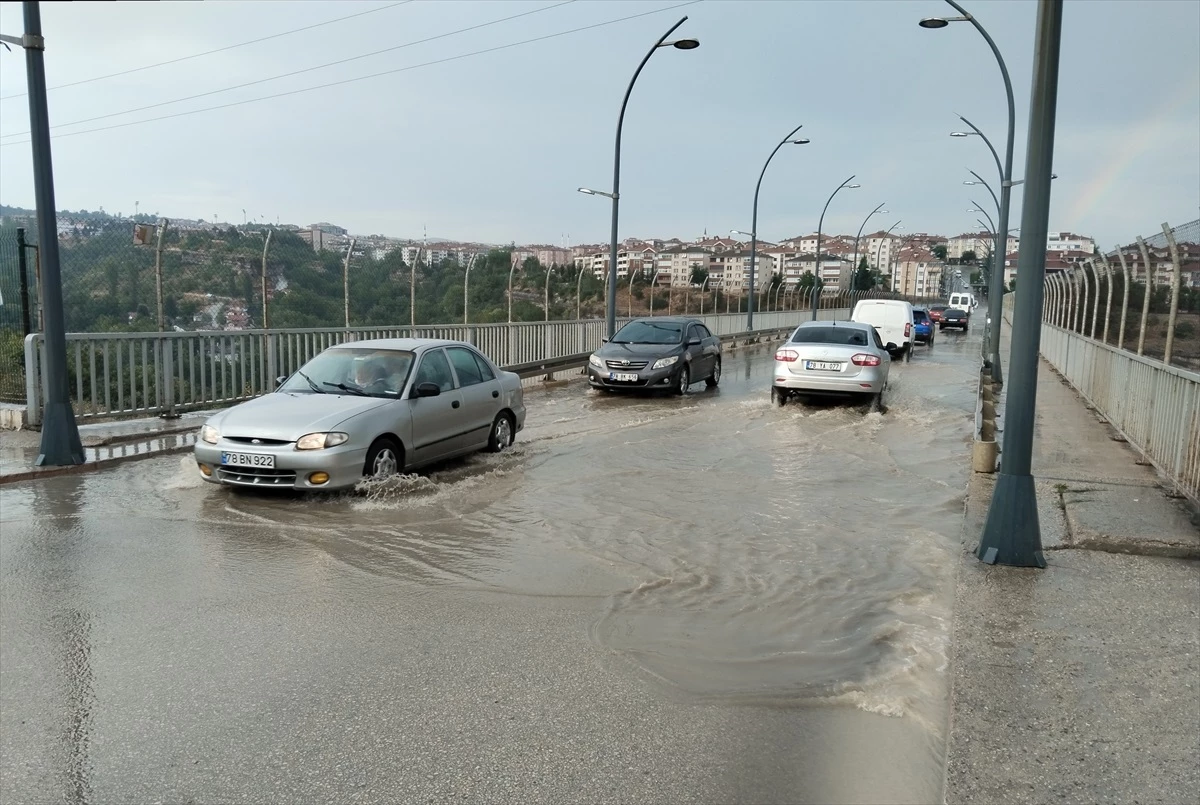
[
  {"x1": 577, "y1": 188, "x2": 595, "y2": 195},
  {"x1": 950, "y1": 131, "x2": 971, "y2": 138},
  {"x1": 791, "y1": 138, "x2": 811, "y2": 145},
  {"x1": 663, "y1": 38, "x2": 700, "y2": 50},
  {"x1": 919, "y1": 17, "x2": 951, "y2": 29},
  {"x1": 847, "y1": 183, "x2": 861, "y2": 189}
]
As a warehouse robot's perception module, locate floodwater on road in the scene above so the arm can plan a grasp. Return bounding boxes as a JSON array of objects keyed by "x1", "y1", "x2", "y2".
[{"x1": 1, "y1": 327, "x2": 983, "y2": 804}]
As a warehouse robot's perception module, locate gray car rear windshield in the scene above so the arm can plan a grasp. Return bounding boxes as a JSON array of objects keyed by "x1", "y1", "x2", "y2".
[
  {"x1": 611, "y1": 321, "x2": 684, "y2": 344},
  {"x1": 790, "y1": 327, "x2": 870, "y2": 346}
]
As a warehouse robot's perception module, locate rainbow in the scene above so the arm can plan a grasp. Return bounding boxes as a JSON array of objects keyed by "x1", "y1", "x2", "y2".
[{"x1": 1064, "y1": 72, "x2": 1200, "y2": 229}]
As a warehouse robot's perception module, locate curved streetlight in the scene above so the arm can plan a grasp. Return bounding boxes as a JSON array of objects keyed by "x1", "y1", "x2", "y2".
[
  {"x1": 923, "y1": 0, "x2": 1017, "y2": 383},
  {"x1": 852, "y1": 202, "x2": 888, "y2": 284},
  {"x1": 507, "y1": 257, "x2": 519, "y2": 323},
  {"x1": 649, "y1": 269, "x2": 669, "y2": 314},
  {"x1": 583, "y1": 17, "x2": 699, "y2": 340},
  {"x1": 738, "y1": 124, "x2": 809, "y2": 329},
  {"x1": 875, "y1": 221, "x2": 902, "y2": 289},
  {"x1": 575, "y1": 266, "x2": 588, "y2": 320},
  {"x1": 812, "y1": 175, "x2": 860, "y2": 319},
  {"x1": 462, "y1": 253, "x2": 478, "y2": 324},
  {"x1": 628, "y1": 271, "x2": 639, "y2": 317},
  {"x1": 544, "y1": 263, "x2": 555, "y2": 321}
]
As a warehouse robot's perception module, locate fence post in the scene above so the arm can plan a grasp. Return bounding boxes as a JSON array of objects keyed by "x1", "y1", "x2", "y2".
[
  {"x1": 1116, "y1": 247, "x2": 1131, "y2": 350},
  {"x1": 260, "y1": 229, "x2": 273, "y2": 329},
  {"x1": 1078, "y1": 261, "x2": 1090, "y2": 334},
  {"x1": 16, "y1": 228, "x2": 32, "y2": 336},
  {"x1": 1097, "y1": 251, "x2": 1113, "y2": 344},
  {"x1": 1135, "y1": 235, "x2": 1153, "y2": 356},
  {"x1": 1088, "y1": 259, "x2": 1100, "y2": 339},
  {"x1": 1160, "y1": 221, "x2": 1183, "y2": 366},
  {"x1": 154, "y1": 219, "x2": 169, "y2": 332}
]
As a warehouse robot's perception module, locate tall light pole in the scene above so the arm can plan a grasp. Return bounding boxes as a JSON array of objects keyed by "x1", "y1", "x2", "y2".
[
  {"x1": 876, "y1": 221, "x2": 902, "y2": 288},
  {"x1": 812, "y1": 175, "x2": 860, "y2": 319},
  {"x1": 582, "y1": 17, "x2": 698, "y2": 340},
  {"x1": 977, "y1": 0, "x2": 1063, "y2": 568},
  {"x1": 2, "y1": 3, "x2": 83, "y2": 465},
  {"x1": 738, "y1": 124, "x2": 809, "y2": 330},
  {"x1": 923, "y1": 0, "x2": 1016, "y2": 386},
  {"x1": 852, "y1": 202, "x2": 888, "y2": 287}
]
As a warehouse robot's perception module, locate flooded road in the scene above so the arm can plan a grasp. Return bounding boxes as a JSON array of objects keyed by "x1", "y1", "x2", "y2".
[{"x1": 1, "y1": 327, "x2": 982, "y2": 804}]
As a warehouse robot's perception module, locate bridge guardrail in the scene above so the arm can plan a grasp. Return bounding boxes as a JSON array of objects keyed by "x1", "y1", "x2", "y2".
[
  {"x1": 1039, "y1": 322, "x2": 1199, "y2": 504},
  {"x1": 22, "y1": 309, "x2": 854, "y2": 426}
]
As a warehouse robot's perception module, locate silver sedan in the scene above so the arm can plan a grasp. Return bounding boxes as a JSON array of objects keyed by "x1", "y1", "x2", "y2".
[
  {"x1": 194, "y1": 338, "x2": 526, "y2": 491},
  {"x1": 771, "y1": 320, "x2": 891, "y2": 405}
]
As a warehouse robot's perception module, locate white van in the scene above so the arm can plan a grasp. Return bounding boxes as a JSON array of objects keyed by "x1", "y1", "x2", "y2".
[
  {"x1": 850, "y1": 299, "x2": 915, "y2": 358},
  {"x1": 948, "y1": 292, "x2": 976, "y2": 311}
]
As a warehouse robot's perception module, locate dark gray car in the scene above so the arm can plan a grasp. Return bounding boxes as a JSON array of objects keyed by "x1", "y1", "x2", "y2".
[{"x1": 586, "y1": 316, "x2": 722, "y2": 394}]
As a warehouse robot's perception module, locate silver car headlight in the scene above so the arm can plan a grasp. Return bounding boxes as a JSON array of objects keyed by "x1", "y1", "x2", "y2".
[
  {"x1": 588, "y1": 354, "x2": 604, "y2": 368},
  {"x1": 296, "y1": 432, "x2": 350, "y2": 451},
  {"x1": 652, "y1": 355, "x2": 679, "y2": 370},
  {"x1": 200, "y1": 424, "x2": 220, "y2": 444}
]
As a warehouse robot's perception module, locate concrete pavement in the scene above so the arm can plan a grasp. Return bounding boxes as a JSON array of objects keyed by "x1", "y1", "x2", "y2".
[{"x1": 944, "y1": 328, "x2": 1200, "y2": 803}]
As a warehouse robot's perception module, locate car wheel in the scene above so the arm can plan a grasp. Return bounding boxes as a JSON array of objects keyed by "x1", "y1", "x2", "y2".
[
  {"x1": 939, "y1": 324, "x2": 945, "y2": 332},
  {"x1": 673, "y1": 364, "x2": 691, "y2": 395},
  {"x1": 487, "y1": 412, "x2": 515, "y2": 453},
  {"x1": 364, "y1": 436, "x2": 402, "y2": 479},
  {"x1": 706, "y1": 358, "x2": 721, "y2": 388},
  {"x1": 772, "y1": 386, "x2": 787, "y2": 406}
]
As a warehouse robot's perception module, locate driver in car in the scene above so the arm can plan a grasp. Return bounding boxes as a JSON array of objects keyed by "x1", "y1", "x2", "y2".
[{"x1": 353, "y1": 357, "x2": 390, "y2": 392}]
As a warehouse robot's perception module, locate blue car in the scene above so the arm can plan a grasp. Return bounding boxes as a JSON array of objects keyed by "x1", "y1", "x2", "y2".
[{"x1": 912, "y1": 308, "x2": 935, "y2": 346}]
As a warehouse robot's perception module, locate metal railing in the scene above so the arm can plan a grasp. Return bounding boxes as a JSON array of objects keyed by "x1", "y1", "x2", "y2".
[
  {"x1": 22, "y1": 308, "x2": 855, "y2": 426},
  {"x1": 1039, "y1": 322, "x2": 1199, "y2": 504}
]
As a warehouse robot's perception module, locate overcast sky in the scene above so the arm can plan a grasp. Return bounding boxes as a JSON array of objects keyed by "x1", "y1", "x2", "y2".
[{"x1": 0, "y1": 0, "x2": 1197, "y2": 248}]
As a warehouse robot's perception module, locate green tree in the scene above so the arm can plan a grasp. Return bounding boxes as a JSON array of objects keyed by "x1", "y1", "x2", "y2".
[
  {"x1": 962, "y1": 250, "x2": 977, "y2": 264},
  {"x1": 932, "y1": 244, "x2": 948, "y2": 261},
  {"x1": 852, "y1": 256, "x2": 874, "y2": 291},
  {"x1": 689, "y1": 265, "x2": 708, "y2": 287}
]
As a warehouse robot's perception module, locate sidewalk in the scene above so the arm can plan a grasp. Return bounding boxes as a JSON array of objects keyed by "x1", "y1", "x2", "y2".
[
  {"x1": 944, "y1": 329, "x2": 1200, "y2": 803},
  {"x1": 0, "y1": 412, "x2": 208, "y2": 484}
]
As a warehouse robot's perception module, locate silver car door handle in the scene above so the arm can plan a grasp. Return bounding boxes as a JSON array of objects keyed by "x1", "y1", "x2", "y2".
[
  {"x1": 492, "y1": 390, "x2": 499, "y2": 398},
  {"x1": 451, "y1": 400, "x2": 460, "y2": 409}
]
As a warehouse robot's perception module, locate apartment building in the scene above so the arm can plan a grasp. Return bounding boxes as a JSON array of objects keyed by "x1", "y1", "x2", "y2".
[
  {"x1": 892, "y1": 246, "x2": 943, "y2": 297},
  {"x1": 656, "y1": 244, "x2": 712, "y2": 288}
]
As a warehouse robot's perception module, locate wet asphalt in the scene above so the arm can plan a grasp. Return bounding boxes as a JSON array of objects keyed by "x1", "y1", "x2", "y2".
[{"x1": 1, "y1": 327, "x2": 985, "y2": 804}]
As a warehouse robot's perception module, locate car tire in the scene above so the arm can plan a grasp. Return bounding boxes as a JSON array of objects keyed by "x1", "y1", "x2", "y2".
[
  {"x1": 706, "y1": 358, "x2": 721, "y2": 388},
  {"x1": 772, "y1": 386, "x2": 787, "y2": 406},
  {"x1": 673, "y1": 364, "x2": 691, "y2": 395},
  {"x1": 364, "y1": 436, "x2": 402, "y2": 479},
  {"x1": 487, "y1": 412, "x2": 515, "y2": 453},
  {"x1": 939, "y1": 324, "x2": 945, "y2": 332}
]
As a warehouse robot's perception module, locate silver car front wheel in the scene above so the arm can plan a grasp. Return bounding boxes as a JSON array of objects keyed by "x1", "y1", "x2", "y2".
[{"x1": 365, "y1": 437, "x2": 402, "y2": 478}]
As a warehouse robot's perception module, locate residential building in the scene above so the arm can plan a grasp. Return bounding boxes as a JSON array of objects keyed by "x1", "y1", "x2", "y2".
[
  {"x1": 656, "y1": 245, "x2": 711, "y2": 288},
  {"x1": 1047, "y1": 231, "x2": 1094, "y2": 254},
  {"x1": 892, "y1": 246, "x2": 943, "y2": 297}
]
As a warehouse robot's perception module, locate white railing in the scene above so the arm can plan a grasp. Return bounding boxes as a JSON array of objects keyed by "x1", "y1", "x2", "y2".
[
  {"x1": 1039, "y1": 323, "x2": 1200, "y2": 503},
  {"x1": 23, "y1": 308, "x2": 856, "y2": 426}
]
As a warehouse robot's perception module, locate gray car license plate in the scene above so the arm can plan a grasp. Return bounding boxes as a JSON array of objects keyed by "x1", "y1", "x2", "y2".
[
  {"x1": 221, "y1": 451, "x2": 275, "y2": 468},
  {"x1": 609, "y1": 372, "x2": 639, "y2": 382}
]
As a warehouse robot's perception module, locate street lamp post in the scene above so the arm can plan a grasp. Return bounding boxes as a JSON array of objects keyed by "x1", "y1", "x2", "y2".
[
  {"x1": 737, "y1": 124, "x2": 809, "y2": 330},
  {"x1": 852, "y1": 202, "x2": 888, "y2": 286},
  {"x1": 2, "y1": 2, "x2": 83, "y2": 465},
  {"x1": 584, "y1": 17, "x2": 698, "y2": 341},
  {"x1": 976, "y1": 0, "x2": 1063, "y2": 568},
  {"x1": 922, "y1": 0, "x2": 1016, "y2": 385},
  {"x1": 812, "y1": 175, "x2": 860, "y2": 319},
  {"x1": 875, "y1": 221, "x2": 902, "y2": 288}
]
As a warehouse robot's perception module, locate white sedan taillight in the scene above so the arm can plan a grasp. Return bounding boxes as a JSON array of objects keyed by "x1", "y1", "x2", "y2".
[
  {"x1": 775, "y1": 349, "x2": 799, "y2": 362},
  {"x1": 904, "y1": 322, "x2": 912, "y2": 337},
  {"x1": 851, "y1": 353, "x2": 881, "y2": 366}
]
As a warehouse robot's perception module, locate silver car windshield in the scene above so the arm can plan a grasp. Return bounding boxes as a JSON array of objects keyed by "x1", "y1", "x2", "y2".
[
  {"x1": 790, "y1": 327, "x2": 870, "y2": 347},
  {"x1": 611, "y1": 321, "x2": 684, "y2": 345},
  {"x1": 279, "y1": 348, "x2": 415, "y2": 397}
]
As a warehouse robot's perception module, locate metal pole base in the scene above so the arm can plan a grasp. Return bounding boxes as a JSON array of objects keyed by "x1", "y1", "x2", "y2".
[
  {"x1": 977, "y1": 472, "x2": 1046, "y2": 567},
  {"x1": 35, "y1": 401, "x2": 85, "y2": 467}
]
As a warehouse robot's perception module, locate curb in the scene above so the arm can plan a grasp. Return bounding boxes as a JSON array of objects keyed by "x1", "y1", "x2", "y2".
[{"x1": 0, "y1": 441, "x2": 195, "y2": 486}]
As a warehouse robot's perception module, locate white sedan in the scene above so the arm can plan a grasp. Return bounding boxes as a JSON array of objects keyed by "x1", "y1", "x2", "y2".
[{"x1": 771, "y1": 320, "x2": 891, "y2": 406}]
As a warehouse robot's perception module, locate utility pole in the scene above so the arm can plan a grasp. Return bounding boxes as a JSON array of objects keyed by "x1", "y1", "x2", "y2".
[
  {"x1": 154, "y1": 219, "x2": 169, "y2": 332},
  {"x1": 3, "y1": 3, "x2": 83, "y2": 465},
  {"x1": 976, "y1": 0, "x2": 1063, "y2": 568}
]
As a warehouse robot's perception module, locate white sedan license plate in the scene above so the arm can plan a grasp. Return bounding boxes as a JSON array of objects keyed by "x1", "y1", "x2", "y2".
[
  {"x1": 609, "y1": 372, "x2": 639, "y2": 382},
  {"x1": 221, "y1": 451, "x2": 275, "y2": 468},
  {"x1": 806, "y1": 361, "x2": 842, "y2": 372}
]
